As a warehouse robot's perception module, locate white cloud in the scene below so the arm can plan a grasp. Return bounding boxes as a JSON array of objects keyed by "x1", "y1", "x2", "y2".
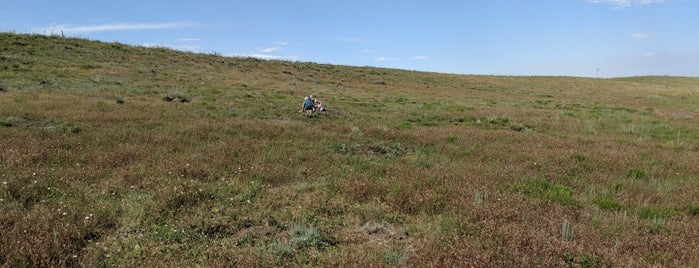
[
  {"x1": 363, "y1": 49, "x2": 372, "y2": 53},
  {"x1": 32, "y1": 22, "x2": 193, "y2": 34},
  {"x1": 410, "y1": 56, "x2": 429, "y2": 60},
  {"x1": 374, "y1": 57, "x2": 398, "y2": 61},
  {"x1": 177, "y1": 38, "x2": 200, "y2": 42},
  {"x1": 142, "y1": 42, "x2": 199, "y2": 52},
  {"x1": 257, "y1": 47, "x2": 281, "y2": 53},
  {"x1": 588, "y1": 0, "x2": 667, "y2": 9},
  {"x1": 234, "y1": 41, "x2": 296, "y2": 61},
  {"x1": 631, "y1": 32, "x2": 652, "y2": 39},
  {"x1": 230, "y1": 53, "x2": 299, "y2": 61},
  {"x1": 644, "y1": 52, "x2": 657, "y2": 57},
  {"x1": 255, "y1": 41, "x2": 288, "y2": 53}
]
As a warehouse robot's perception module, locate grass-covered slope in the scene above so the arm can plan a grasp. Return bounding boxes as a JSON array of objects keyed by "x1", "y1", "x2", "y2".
[{"x1": 1, "y1": 32, "x2": 698, "y2": 267}]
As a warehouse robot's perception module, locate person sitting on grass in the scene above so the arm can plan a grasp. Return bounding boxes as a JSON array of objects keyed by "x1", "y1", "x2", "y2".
[
  {"x1": 300, "y1": 96, "x2": 315, "y2": 113},
  {"x1": 310, "y1": 95, "x2": 326, "y2": 111}
]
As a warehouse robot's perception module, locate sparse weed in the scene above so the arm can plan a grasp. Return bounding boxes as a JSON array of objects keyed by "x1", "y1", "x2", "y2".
[
  {"x1": 474, "y1": 190, "x2": 487, "y2": 206},
  {"x1": 361, "y1": 220, "x2": 388, "y2": 235},
  {"x1": 561, "y1": 218, "x2": 573, "y2": 241}
]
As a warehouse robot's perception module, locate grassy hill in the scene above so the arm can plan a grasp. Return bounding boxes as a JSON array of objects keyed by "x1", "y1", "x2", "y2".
[{"x1": 1, "y1": 32, "x2": 698, "y2": 267}]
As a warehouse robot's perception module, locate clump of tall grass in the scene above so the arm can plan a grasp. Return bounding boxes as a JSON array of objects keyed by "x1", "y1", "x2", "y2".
[
  {"x1": 0, "y1": 116, "x2": 24, "y2": 127},
  {"x1": 511, "y1": 178, "x2": 578, "y2": 207},
  {"x1": 563, "y1": 252, "x2": 599, "y2": 268},
  {"x1": 594, "y1": 198, "x2": 626, "y2": 212},
  {"x1": 685, "y1": 205, "x2": 699, "y2": 216},
  {"x1": 287, "y1": 223, "x2": 335, "y2": 250},
  {"x1": 637, "y1": 205, "x2": 680, "y2": 220},
  {"x1": 561, "y1": 218, "x2": 573, "y2": 241},
  {"x1": 362, "y1": 221, "x2": 388, "y2": 235}
]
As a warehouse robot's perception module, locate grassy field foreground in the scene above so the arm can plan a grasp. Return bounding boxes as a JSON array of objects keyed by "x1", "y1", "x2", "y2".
[{"x1": 1, "y1": 33, "x2": 698, "y2": 267}]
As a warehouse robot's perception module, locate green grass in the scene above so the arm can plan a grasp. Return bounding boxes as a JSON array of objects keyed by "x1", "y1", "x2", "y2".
[
  {"x1": 594, "y1": 198, "x2": 627, "y2": 212},
  {"x1": 512, "y1": 178, "x2": 579, "y2": 207},
  {"x1": 1, "y1": 32, "x2": 699, "y2": 267}
]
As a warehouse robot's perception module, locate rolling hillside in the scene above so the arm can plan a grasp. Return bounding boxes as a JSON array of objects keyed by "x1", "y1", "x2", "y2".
[{"x1": 1, "y1": 32, "x2": 698, "y2": 267}]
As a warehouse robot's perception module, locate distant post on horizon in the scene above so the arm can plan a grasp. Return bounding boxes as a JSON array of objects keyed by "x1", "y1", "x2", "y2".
[{"x1": 596, "y1": 68, "x2": 600, "y2": 78}]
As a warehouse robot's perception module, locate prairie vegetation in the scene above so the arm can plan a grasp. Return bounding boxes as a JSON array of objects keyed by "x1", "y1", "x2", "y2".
[{"x1": 1, "y1": 32, "x2": 698, "y2": 267}]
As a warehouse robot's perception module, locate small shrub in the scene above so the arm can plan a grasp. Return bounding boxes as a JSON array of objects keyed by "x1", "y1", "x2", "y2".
[
  {"x1": 594, "y1": 198, "x2": 626, "y2": 212},
  {"x1": 685, "y1": 204, "x2": 699, "y2": 216},
  {"x1": 628, "y1": 168, "x2": 647, "y2": 180},
  {"x1": 563, "y1": 252, "x2": 600, "y2": 268},
  {"x1": 446, "y1": 135, "x2": 457, "y2": 142},
  {"x1": 0, "y1": 116, "x2": 24, "y2": 127},
  {"x1": 610, "y1": 182, "x2": 623, "y2": 193},
  {"x1": 396, "y1": 121, "x2": 412, "y2": 129},
  {"x1": 62, "y1": 123, "x2": 82, "y2": 134},
  {"x1": 573, "y1": 153, "x2": 586, "y2": 163},
  {"x1": 637, "y1": 205, "x2": 680, "y2": 220},
  {"x1": 361, "y1": 221, "x2": 387, "y2": 235},
  {"x1": 288, "y1": 224, "x2": 335, "y2": 250},
  {"x1": 366, "y1": 143, "x2": 407, "y2": 157},
  {"x1": 514, "y1": 178, "x2": 578, "y2": 207},
  {"x1": 461, "y1": 149, "x2": 474, "y2": 156},
  {"x1": 0, "y1": 119, "x2": 13, "y2": 127}
]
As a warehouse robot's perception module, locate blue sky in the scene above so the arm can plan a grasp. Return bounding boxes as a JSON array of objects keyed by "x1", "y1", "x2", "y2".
[{"x1": 1, "y1": 0, "x2": 697, "y2": 77}]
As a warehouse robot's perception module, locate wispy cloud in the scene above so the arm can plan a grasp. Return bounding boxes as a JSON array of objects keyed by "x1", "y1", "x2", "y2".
[
  {"x1": 230, "y1": 53, "x2": 299, "y2": 61},
  {"x1": 631, "y1": 32, "x2": 653, "y2": 39},
  {"x1": 235, "y1": 41, "x2": 297, "y2": 61},
  {"x1": 587, "y1": 0, "x2": 667, "y2": 9},
  {"x1": 32, "y1": 22, "x2": 193, "y2": 34},
  {"x1": 177, "y1": 38, "x2": 200, "y2": 42},
  {"x1": 256, "y1": 41, "x2": 288, "y2": 53},
  {"x1": 374, "y1": 57, "x2": 398, "y2": 62},
  {"x1": 630, "y1": 32, "x2": 662, "y2": 40},
  {"x1": 410, "y1": 56, "x2": 429, "y2": 60},
  {"x1": 142, "y1": 42, "x2": 199, "y2": 52},
  {"x1": 257, "y1": 47, "x2": 281, "y2": 53},
  {"x1": 363, "y1": 49, "x2": 372, "y2": 53}
]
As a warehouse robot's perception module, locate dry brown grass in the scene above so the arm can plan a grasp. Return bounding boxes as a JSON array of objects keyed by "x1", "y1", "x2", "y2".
[{"x1": 1, "y1": 32, "x2": 698, "y2": 266}]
